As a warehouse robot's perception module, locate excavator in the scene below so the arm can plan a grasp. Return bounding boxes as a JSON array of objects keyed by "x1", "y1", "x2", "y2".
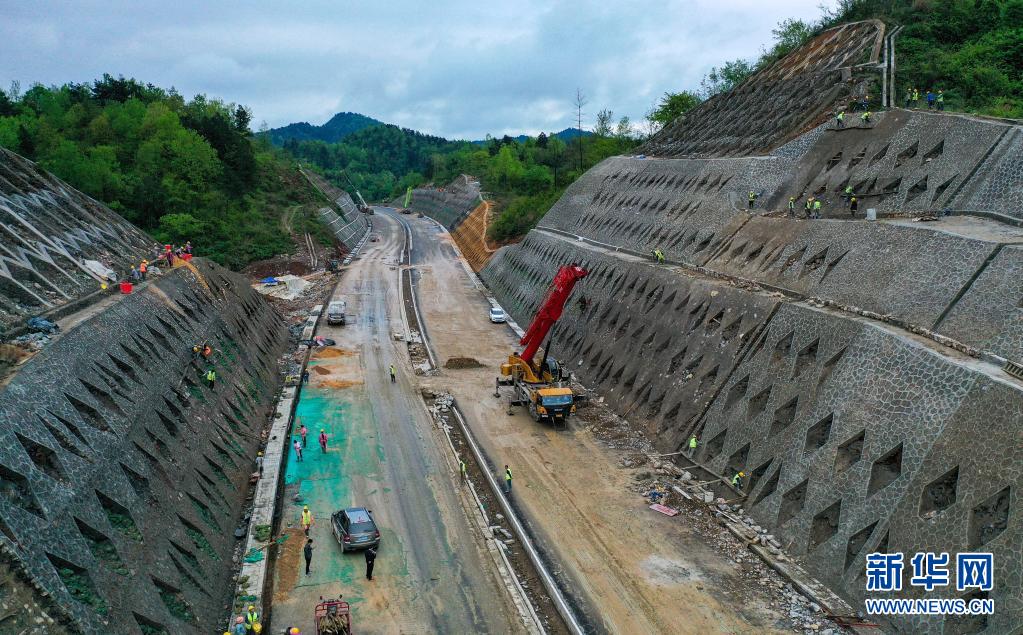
[{"x1": 498, "y1": 264, "x2": 588, "y2": 424}]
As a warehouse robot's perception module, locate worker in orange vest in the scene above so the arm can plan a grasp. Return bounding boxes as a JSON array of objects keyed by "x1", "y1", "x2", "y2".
[{"x1": 139, "y1": 260, "x2": 148, "y2": 281}]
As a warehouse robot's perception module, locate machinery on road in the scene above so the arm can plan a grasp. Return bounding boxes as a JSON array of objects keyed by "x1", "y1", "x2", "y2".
[
  {"x1": 498, "y1": 264, "x2": 588, "y2": 424},
  {"x1": 314, "y1": 596, "x2": 351, "y2": 634},
  {"x1": 355, "y1": 190, "x2": 374, "y2": 215},
  {"x1": 399, "y1": 185, "x2": 413, "y2": 214}
]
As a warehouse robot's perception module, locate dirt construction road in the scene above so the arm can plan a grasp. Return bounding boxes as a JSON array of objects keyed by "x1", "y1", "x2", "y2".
[
  {"x1": 268, "y1": 214, "x2": 523, "y2": 634},
  {"x1": 398, "y1": 210, "x2": 799, "y2": 634}
]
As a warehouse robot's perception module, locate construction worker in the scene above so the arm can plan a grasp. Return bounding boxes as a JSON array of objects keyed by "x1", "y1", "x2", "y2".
[
  {"x1": 805, "y1": 197, "x2": 814, "y2": 218},
  {"x1": 459, "y1": 457, "x2": 467, "y2": 480},
  {"x1": 389, "y1": 364, "x2": 396, "y2": 383},
  {"x1": 912, "y1": 88, "x2": 920, "y2": 108},
  {"x1": 813, "y1": 198, "x2": 823, "y2": 218},
  {"x1": 688, "y1": 435, "x2": 698, "y2": 457},
  {"x1": 926, "y1": 89, "x2": 936, "y2": 109},
  {"x1": 255, "y1": 451, "x2": 264, "y2": 477},
  {"x1": 651, "y1": 248, "x2": 665, "y2": 264},
  {"x1": 860, "y1": 94, "x2": 870, "y2": 111},
  {"x1": 788, "y1": 197, "x2": 796, "y2": 217},
  {"x1": 904, "y1": 87, "x2": 912, "y2": 108},
  {"x1": 318, "y1": 429, "x2": 328, "y2": 453},
  {"x1": 293, "y1": 438, "x2": 303, "y2": 462},
  {"x1": 206, "y1": 367, "x2": 216, "y2": 389},
  {"x1": 844, "y1": 185, "x2": 854, "y2": 199},
  {"x1": 202, "y1": 343, "x2": 213, "y2": 359},
  {"x1": 192, "y1": 343, "x2": 202, "y2": 360},
  {"x1": 304, "y1": 537, "x2": 314, "y2": 575},
  {"x1": 850, "y1": 196, "x2": 859, "y2": 217},
  {"x1": 365, "y1": 545, "x2": 378, "y2": 580},
  {"x1": 299, "y1": 423, "x2": 308, "y2": 448},
  {"x1": 504, "y1": 465, "x2": 512, "y2": 493},
  {"x1": 936, "y1": 89, "x2": 945, "y2": 111},
  {"x1": 860, "y1": 111, "x2": 872, "y2": 124},
  {"x1": 301, "y1": 505, "x2": 313, "y2": 536},
  {"x1": 732, "y1": 471, "x2": 745, "y2": 489},
  {"x1": 245, "y1": 606, "x2": 259, "y2": 632},
  {"x1": 835, "y1": 111, "x2": 844, "y2": 128},
  {"x1": 139, "y1": 259, "x2": 148, "y2": 281},
  {"x1": 231, "y1": 616, "x2": 246, "y2": 635},
  {"x1": 748, "y1": 191, "x2": 757, "y2": 209},
  {"x1": 130, "y1": 265, "x2": 140, "y2": 282}
]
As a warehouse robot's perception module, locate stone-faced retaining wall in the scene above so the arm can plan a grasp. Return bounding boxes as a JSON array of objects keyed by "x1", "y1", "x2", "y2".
[
  {"x1": 638, "y1": 21, "x2": 884, "y2": 158},
  {"x1": 479, "y1": 230, "x2": 1023, "y2": 634},
  {"x1": 0, "y1": 259, "x2": 287, "y2": 634},
  {"x1": 0, "y1": 149, "x2": 152, "y2": 333},
  {"x1": 404, "y1": 175, "x2": 482, "y2": 229}
]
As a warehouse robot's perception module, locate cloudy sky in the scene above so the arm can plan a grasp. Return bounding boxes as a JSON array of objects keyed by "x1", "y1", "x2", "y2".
[{"x1": 1, "y1": 1, "x2": 832, "y2": 140}]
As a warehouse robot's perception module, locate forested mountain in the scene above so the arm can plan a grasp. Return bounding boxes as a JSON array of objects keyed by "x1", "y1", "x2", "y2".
[
  {"x1": 0, "y1": 75, "x2": 325, "y2": 269},
  {"x1": 279, "y1": 118, "x2": 639, "y2": 241},
  {"x1": 264, "y1": 111, "x2": 382, "y2": 145}
]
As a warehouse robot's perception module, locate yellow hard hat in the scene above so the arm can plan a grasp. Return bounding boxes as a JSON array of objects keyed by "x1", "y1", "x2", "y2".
[
  {"x1": 303, "y1": 505, "x2": 309, "y2": 510},
  {"x1": 290, "y1": 628, "x2": 301, "y2": 634},
  {"x1": 257, "y1": 451, "x2": 263, "y2": 457},
  {"x1": 739, "y1": 472, "x2": 746, "y2": 477},
  {"x1": 248, "y1": 605, "x2": 254, "y2": 611}
]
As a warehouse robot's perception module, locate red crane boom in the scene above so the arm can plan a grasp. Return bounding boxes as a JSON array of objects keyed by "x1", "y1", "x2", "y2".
[{"x1": 518, "y1": 264, "x2": 588, "y2": 366}]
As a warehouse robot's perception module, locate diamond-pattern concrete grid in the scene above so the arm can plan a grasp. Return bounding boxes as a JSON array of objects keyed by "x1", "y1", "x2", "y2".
[
  {"x1": 0, "y1": 149, "x2": 152, "y2": 332},
  {"x1": 0, "y1": 151, "x2": 289, "y2": 634},
  {"x1": 480, "y1": 21, "x2": 1023, "y2": 634}
]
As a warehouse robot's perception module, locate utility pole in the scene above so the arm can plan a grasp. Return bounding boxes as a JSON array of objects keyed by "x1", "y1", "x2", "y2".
[{"x1": 574, "y1": 88, "x2": 587, "y2": 173}]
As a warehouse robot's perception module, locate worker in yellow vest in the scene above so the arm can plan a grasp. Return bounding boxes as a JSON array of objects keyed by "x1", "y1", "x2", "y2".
[{"x1": 301, "y1": 506, "x2": 314, "y2": 536}]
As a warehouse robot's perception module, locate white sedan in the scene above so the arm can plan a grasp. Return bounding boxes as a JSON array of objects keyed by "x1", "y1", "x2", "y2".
[{"x1": 489, "y1": 307, "x2": 506, "y2": 323}]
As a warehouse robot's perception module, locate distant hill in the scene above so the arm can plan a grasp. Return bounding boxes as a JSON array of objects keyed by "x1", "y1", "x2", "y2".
[
  {"x1": 476, "y1": 128, "x2": 593, "y2": 144},
  {"x1": 265, "y1": 111, "x2": 382, "y2": 145}
]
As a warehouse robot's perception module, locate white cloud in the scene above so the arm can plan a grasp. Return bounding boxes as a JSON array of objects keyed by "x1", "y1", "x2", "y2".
[{"x1": 0, "y1": 0, "x2": 835, "y2": 138}]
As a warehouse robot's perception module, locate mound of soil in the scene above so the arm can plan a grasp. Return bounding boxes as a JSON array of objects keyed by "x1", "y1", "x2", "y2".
[
  {"x1": 312, "y1": 366, "x2": 331, "y2": 375},
  {"x1": 444, "y1": 356, "x2": 484, "y2": 369}
]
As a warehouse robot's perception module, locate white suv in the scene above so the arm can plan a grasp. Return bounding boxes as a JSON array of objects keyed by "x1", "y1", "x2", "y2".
[{"x1": 489, "y1": 307, "x2": 506, "y2": 323}]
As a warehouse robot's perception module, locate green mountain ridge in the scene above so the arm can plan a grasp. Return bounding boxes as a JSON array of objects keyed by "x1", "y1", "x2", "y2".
[{"x1": 264, "y1": 111, "x2": 382, "y2": 145}]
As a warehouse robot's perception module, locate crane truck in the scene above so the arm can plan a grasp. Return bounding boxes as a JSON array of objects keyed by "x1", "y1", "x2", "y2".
[
  {"x1": 355, "y1": 190, "x2": 374, "y2": 215},
  {"x1": 498, "y1": 264, "x2": 588, "y2": 424}
]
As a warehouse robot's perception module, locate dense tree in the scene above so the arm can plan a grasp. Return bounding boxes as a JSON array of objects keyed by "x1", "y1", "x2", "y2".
[
  {"x1": 593, "y1": 109, "x2": 614, "y2": 137},
  {"x1": 647, "y1": 91, "x2": 702, "y2": 130},
  {"x1": 0, "y1": 78, "x2": 321, "y2": 269}
]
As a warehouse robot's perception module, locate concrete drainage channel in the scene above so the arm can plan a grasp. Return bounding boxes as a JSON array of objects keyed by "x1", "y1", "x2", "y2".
[{"x1": 395, "y1": 213, "x2": 586, "y2": 635}]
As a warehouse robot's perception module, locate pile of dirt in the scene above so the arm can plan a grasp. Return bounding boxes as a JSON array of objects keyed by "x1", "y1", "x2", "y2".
[
  {"x1": 312, "y1": 366, "x2": 331, "y2": 375},
  {"x1": 318, "y1": 379, "x2": 363, "y2": 390},
  {"x1": 443, "y1": 356, "x2": 484, "y2": 369},
  {"x1": 312, "y1": 347, "x2": 352, "y2": 359}
]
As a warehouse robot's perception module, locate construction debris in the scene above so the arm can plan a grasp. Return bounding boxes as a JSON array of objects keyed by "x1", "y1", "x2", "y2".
[{"x1": 443, "y1": 356, "x2": 484, "y2": 369}]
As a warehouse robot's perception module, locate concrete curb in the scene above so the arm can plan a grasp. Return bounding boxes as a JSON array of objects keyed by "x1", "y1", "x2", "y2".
[{"x1": 229, "y1": 306, "x2": 321, "y2": 628}]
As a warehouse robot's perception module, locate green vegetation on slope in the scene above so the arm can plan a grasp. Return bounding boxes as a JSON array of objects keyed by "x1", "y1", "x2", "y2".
[
  {"x1": 0, "y1": 75, "x2": 325, "y2": 269},
  {"x1": 279, "y1": 120, "x2": 639, "y2": 242},
  {"x1": 832, "y1": 0, "x2": 1023, "y2": 117},
  {"x1": 686, "y1": 1, "x2": 1023, "y2": 118}
]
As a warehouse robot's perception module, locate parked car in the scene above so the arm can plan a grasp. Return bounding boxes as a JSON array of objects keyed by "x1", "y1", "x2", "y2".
[
  {"x1": 489, "y1": 307, "x2": 506, "y2": 323},
  {"x1": 331, "y1": 507, "x2": 380, "y2": 552},
  {"x1": 327, "y1": 300, "x2": 347, "y2": 326}
]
